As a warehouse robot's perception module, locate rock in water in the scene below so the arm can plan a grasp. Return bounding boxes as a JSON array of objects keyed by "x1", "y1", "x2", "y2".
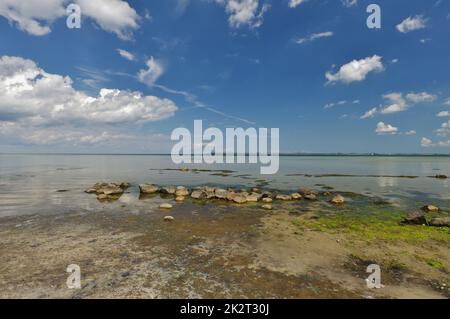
[
  {"x1": 422, "y1": 205, "x2": 439, "y2": 212},
  {"x1": 164, "y1": 216, "x2": 175, "y2": 222},
  {"x1": 102, "y1": 186, "x2": 124, "y2": 195},
  {"x1": 232, "y1": 195, "x2": 247, "y2": 204},
  {"x1": 246, "y1": 193, "x2": 261, "y2": 202},
  {"x1": 262, "y1": 204, "x2": 272, "y2": 210},
  {"x1": 429, "y1": 217, "x2": 450, "y2": 227},
  {"x1": 331, "y1": 194, "x2": 345, "y2": 205},
  {"x1": 291, "y1": 193, "x2": 302, "y2": 200},
  {"x1": 175, "y1": 186, "x2": 189, "y2": 197},
  {"x1": 97, "y1": 194, "x2": 109, "y2": 201},
  {"x1": 175, "y1": 196, "x2": 185, "y2": 202},
  {"x1": 214, "y1": 189, "x2": 228, "y2": 199},
  {"x1": 139, "y1": 184, "x2": 159, "y2": 194},
  {"x1": 160, "y1": 186, "x2": 176, "y2": 195},
  {"x1": 276, "y1": 194, "x2": 292, "y2": 201},
  {"x1": 205, "y1": 191, "x2": 216, "y2": 199},
  {"x1": 401, "y1": 211, "x2": 427, "y2": 225},
  {"x1": 191, "y1": 190, "x2": 205, "y2": 199},
  {"x1": 226, "y1": 191, "x2": 237, "y2": 201},
  {"x1": 304, "y1": 194, "x2": 317, "y2": 200},
  {"x1": 159, "y1": 203, "x2": 173, "y2": 209},
  {"x1": 262, "y1": 198, "x2": 273, "y2": 203}
]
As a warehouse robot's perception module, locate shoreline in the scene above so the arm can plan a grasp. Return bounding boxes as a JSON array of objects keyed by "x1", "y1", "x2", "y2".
[{"x1": 0, "y1": 181, "x2": 448, "y2": 299}]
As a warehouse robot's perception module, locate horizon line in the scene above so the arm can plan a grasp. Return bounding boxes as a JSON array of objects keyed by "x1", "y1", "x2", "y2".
[{"x1": 1, "y1": 152, "x2": 450, "y2": 157}]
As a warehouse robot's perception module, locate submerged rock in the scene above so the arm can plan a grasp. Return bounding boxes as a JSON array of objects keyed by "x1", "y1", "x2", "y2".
[
  {"x1": 262, "y1": 204, "x2": 272, "y2": 210},
  {"x1": 331, "y1": 194, "x2": 345, "y2": 205},
  {"x1": 164, "y1": 216, "x2": 175, "y2": 221},
  {"x1": 429, "y1": 217, "x2": 450, "y2": 227},
  {"x1": 175, "y1": 196, "x2": 185, "y2": 202},
  {"x1": 401, "y1": 211, "x2": 427, "y2": 225},
  {"x1": 262, "y1": 198, "x2": 273, "y2": 203},
  {"x1": 159, "y1": 203, "x2": 173, "y2": 209},
  {"x1": 139, "y1": 184, "x2": 159, "y2": 194},
  {"x1": 422, "y1": 205, "x2": 439, "y2": 213}
]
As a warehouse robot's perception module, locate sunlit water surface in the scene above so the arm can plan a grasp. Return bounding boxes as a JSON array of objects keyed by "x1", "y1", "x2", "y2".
[{"x1": 0, "y1": 154, "x2": 449, "y2": 217}]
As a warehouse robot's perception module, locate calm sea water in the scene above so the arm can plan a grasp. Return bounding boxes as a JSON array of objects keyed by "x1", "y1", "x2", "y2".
[{"x1": 0, "y1": 154, "x2": 449, "y2": 217}]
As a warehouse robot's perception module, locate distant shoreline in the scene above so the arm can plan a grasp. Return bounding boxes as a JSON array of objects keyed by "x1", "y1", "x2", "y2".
[{"x1": 1, "y1": 153, "x2": 450, "y2": 157}]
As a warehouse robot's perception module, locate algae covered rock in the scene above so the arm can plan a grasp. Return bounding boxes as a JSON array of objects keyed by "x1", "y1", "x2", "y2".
[
  {"x1": 429, "y1": 217, "x2": 450, "y2": 227},
  {"x1": 401, "y1": 211, "x2": 427, "y2": 225}
]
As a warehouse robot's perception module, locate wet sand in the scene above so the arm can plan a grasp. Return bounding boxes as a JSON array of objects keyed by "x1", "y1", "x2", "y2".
[{"x1": 0, "y1": 195, "x2": 448, "y2": 299}]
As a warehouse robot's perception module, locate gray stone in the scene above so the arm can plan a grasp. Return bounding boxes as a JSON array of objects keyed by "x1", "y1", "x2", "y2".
[
  {"x1": 139, "y1": 184, "x2": 159, "y2": 194},
  {"x1": 191, "y1": 190, "x2": 205, "y2": 199},
  {"x1": 276, "y1": 194, "x2": 292, "y2": 201},
  {"x1": 401, "y1": 211, "x2": 427, "y2": 225},
  {"x1": 429, "y1": 217, "x2": 450, "y2": 227},
  {"x1": 160, "y1": 186, "x2": 176, "y2": 195}
]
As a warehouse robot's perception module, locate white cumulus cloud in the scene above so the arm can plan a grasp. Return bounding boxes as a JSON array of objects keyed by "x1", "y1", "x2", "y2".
[
  {"x1": 0, "y1": 0, "x2": 140, "y2": 39},
  {"x1": 380, "y1": 92, "x2": 436, "y2": 114},
  {"x1": 375, "y1": 122, "x2": 398, "y2": 135},
  {"x1": 436, "y1": 120, "x2": 450, "y2": 137},
  {"x1": 0, "y1": 56, "x2": 178, "y2": 145},
  {"x1": 421, "y1": 137, "x2": 450, "y2": 148},
  {"x1": 138, "y1": 57, "x2": 165, "y2": 87},
  {"x1": 396, "y1": 15, "x2": 427, "y2": 33},
  {"x1": 214, "y1": 0, "x2": 270, "y2": 29},
  {"x1": 326, "y1": 55, "x2": 384, "y2": 84}
]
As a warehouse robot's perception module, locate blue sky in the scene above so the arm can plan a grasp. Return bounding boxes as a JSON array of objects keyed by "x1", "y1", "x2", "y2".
[{"x1": 0, "y1": 0, "x2": 449, "y2": 153}]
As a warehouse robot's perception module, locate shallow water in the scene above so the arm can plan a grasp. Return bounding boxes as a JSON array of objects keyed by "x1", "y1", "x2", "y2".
[{"x1": 0, "y1": 154, "x2": 449, "y2": 217}]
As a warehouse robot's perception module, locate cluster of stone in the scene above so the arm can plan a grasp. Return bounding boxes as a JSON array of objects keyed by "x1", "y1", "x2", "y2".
[{"x1": 85, "y1": 182, "x2": 130, "y2": 201}]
